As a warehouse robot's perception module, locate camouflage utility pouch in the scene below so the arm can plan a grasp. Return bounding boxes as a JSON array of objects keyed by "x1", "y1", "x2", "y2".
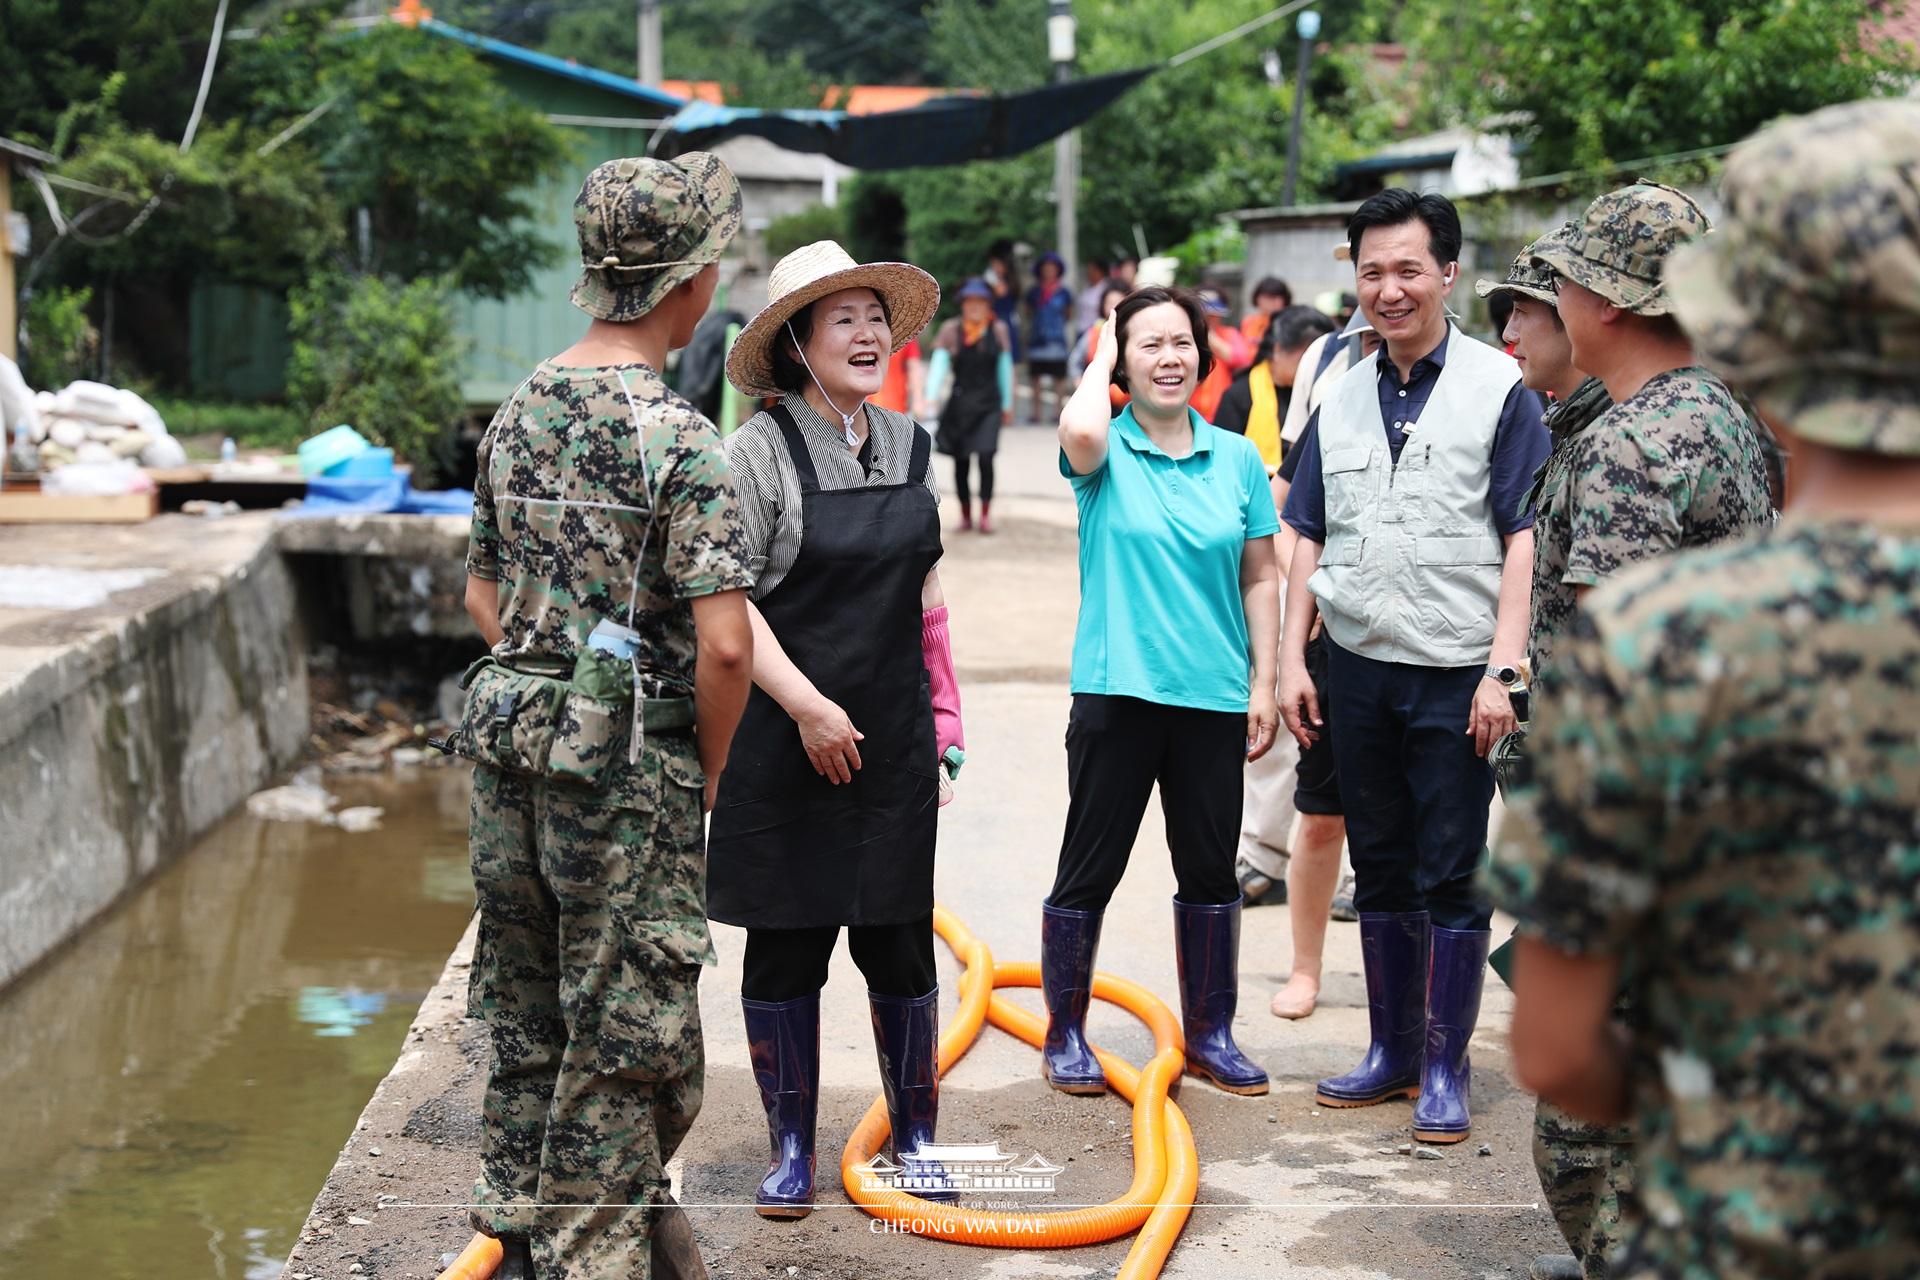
[{"x1": 454, "y1": 654, "x2": 625, "y2": 789}]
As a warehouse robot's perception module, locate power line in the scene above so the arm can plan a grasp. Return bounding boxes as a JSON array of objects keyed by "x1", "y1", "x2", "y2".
[{"x1": 1169, "y1": 0, "x2": 1316, "y2": 69}]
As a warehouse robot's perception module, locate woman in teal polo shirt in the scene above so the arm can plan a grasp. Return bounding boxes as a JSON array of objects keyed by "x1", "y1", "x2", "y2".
[{"x1": 1040, "y1": 285, "x2": 1282, "y2": 1098}]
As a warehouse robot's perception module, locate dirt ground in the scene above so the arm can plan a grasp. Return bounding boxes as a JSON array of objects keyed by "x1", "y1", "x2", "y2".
[{"x1": 284, "y1": 426, "x2": 1565, "y2": 1280}]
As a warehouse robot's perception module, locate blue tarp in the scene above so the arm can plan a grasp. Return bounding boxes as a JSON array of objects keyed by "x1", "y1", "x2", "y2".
[
  {"x1": 287, "y1": 475, "x2": 474, "y2": 517},
  {"x1": 658, "y1": 68, "x2": 1156, "y2": 170}
]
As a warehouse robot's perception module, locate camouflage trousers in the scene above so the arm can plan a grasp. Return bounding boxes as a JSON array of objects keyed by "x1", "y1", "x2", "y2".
[
  {"x1": 466, "y1": 758, "x2": 715, "y2": 1280},
  {"x1": 1534, "y1": 1099, "x2": 1635, "y2": 1279}
]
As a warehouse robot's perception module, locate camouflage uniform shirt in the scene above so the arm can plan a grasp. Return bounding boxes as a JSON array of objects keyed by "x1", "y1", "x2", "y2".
[
  {"x1": 1487, "y1": 520, "x2": 1920, "y2": 1279},
  {"x1": 1533, "y1": 365, "x2": 1772, "y2": 677},
  {"x1": 1524, "y1": 375, "x2": 1613, "y2": 676},
  {"x1": 466, "y1": 360, "x2": 755, "y2": 815},
  {"x1": 467, "y1": 359, "x2": 755, "y2": 680}
]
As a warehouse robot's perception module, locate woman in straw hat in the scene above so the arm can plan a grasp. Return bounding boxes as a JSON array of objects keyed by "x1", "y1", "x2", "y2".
[{"x1": 708, "y1": 240, "x2": 961, "y2": 1218}]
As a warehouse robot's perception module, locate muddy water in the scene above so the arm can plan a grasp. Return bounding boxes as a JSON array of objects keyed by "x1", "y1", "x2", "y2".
[{"x1": 0, "y1": 768, "x2": 476, "y2": 1280}]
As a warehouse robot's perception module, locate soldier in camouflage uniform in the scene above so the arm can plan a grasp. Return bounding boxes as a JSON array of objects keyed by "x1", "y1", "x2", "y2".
[
  {"x1": 463, "y1": 153, "x2": 757, "y2": 1280},
  {"x1": 1512, "y1": 183, "x2": 1777, "y2": 1280},
  {"x1": 1478, "y1": 228, "x2": 1627, "y2": 1280},
  {"x1": 1485, "y1": 97, "x2": 1920, "y2": 1280}
]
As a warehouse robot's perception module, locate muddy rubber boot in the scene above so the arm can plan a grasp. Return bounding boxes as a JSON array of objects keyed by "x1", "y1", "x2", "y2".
[
  {"x1": 869, "y1": 987, "x2": 957, "y2": 1202},
  {"x1": 742, "y1": 993, "x2": 820, "y2": 1219},
  {"x1": 1529, "y1": 1254, "x2": 1583, "y2": 1280},
  {"x1": 1412, "y1": 926, "x2": 1491, "y2": 1143},
  {"x1": 495, "y1": 1235, "x2": 534, "y2": 1280},
  {"x1": 1315, "y1": 911, "x2": 1430, "y2": 1107},
  {"x1": 650, "y1": 1194, "x2": 710, "y2": 1280},
  {"x1": 1040, "y1": 901, "x2": 1108, "y2": 1095},
  {"x1": 1173, "y1": 896, "x2": 1270, "y2": 1095}
]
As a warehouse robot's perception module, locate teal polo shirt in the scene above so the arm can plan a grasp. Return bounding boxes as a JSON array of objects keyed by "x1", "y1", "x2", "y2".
[{"x1": 1060, "y1": 405, "x2": 1280, "y2": 712}]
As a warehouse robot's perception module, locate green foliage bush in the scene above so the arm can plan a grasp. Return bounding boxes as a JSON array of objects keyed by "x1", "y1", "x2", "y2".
[
  {"x1": 21, "y1": 286, "x2": 96, "y2": 391},
  {"x1": 764, "y1": 204, "x2": 848, "y2": 263},
  {"x1": 145, "y1": 397, "x2": 309, "y2": 453},
  {"x1": 288, "y1": 274, "x2": 467, "y2": 487}
]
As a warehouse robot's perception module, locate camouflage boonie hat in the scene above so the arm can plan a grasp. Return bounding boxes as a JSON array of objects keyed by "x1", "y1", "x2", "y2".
[
  {"x1": 1476, "y1": 223, "x2": 1573, "y2": 306},
  {"x1": 570, "y1": 152, "x2": 742, "y2": 322},
  {"x1": 1530, "y1": 182, "x2": 1710, "y2": 315},
  {"x1": 1668, "y1": 98, "x2": 1920, "y2": 457}
]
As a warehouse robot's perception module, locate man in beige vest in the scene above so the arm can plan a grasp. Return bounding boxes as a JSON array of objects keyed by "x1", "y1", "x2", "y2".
[{"x1": 1278, "y1": 188, "x2": 1548, "y2": 1145}]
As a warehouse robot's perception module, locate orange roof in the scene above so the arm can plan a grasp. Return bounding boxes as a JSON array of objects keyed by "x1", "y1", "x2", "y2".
[{"x1": 657, "y1": 80, "x2": 962, "y2": 113}]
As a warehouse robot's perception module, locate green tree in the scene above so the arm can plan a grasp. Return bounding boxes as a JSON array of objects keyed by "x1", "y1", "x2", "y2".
[
  {"x1": 534, "y1": 0, "x2": 926, "y2": 105},
  {"x1": 225, "y1": 21, "x2": 574, "y2": 297},
  {"x1": 1400, "y1": 0, "x2": 1918, "y2": 176},
  {"x1": 893, "y1": 0, "x2": 1400, "y2": 294},
  {"x1": 287, "y1": 273, "x2": 467, "y2": 486}
]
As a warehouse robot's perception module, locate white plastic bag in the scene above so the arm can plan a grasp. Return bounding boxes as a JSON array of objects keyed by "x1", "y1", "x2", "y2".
[{"x1": 0, "y1": 354, "x2": 37, "y2": 441}]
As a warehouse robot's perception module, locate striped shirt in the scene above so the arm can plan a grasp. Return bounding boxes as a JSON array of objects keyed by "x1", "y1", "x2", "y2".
[{"x1": 723, "y1": 392, "x2": 940, "y2": 601}]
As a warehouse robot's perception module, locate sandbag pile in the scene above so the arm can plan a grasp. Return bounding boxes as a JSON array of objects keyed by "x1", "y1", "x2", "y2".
[{"x1": 23, "y1": 379, "x2": 187, "y2": 471}]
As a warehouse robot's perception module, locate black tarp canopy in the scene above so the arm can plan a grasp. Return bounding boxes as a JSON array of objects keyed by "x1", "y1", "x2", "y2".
[{"x1": 655, "y1": 68, "x2": 1155, "y2": 170}]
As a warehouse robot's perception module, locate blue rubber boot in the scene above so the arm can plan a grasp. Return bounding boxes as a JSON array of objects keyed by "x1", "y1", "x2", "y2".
[
  {"x1": 1173, "y1": 896, "x2": 1270, "y2": 1095},
  {"x1": 869, "y1": 988, "x2": 957, "y2": 1202},
  {"x1": 742, "y1": 993, "x2": 820, "y2": 1219},
  {"x1": 1315, "y1": 911, "x2": 1430, "y2": 1107},
  {"x1": 1412, "y1": 926, "x2": 1491, "y2": 1143},
  {"x1": 1040, "y1": 901, "x2": 1108, "y2": 1095}
]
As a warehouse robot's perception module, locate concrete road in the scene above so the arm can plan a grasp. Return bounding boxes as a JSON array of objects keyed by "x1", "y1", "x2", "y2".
[{"x1": 680, "y1": 424, "x2": 1562, "y2": 1279}]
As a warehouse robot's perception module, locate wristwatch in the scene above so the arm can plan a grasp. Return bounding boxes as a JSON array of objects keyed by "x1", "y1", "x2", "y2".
[{"x1": 1485, "y1": 664, "x2": 1520, "y2": 685}]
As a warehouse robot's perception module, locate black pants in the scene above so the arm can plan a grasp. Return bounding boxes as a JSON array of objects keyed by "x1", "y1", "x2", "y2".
[
  {"x1": 740, "y1": 917, "x2": 936, "y2": 1002},
  {"x1": 953, "y1": 453, "x2": 995, "y2": 508},
  {"x1": 1050, "y1": 694, "x2": 1244, "y2": 912},
  {"x1": 1325, "y1": 639, "x2": 1495, "y2": 930}
]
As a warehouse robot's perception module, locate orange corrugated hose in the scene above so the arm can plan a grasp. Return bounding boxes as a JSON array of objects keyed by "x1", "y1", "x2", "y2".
[
  {"x1": 839, "y1": 907, "x2": 1200, "y2": 1278},
  {"x1": 432, "y1": 1230, "x2": 501, "y2": 1280},
  {"x1": 434, "y1": 904, "x2": 1201, "y2": 1280}
]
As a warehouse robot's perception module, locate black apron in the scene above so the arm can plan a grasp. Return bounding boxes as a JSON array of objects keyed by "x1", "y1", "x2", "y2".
[
  {"x1": 936, "y1": 325, "x2": 1004, "y2": 459},
  {"x1": 706, "y1": 405, "x2": 943, "y2": 929}
]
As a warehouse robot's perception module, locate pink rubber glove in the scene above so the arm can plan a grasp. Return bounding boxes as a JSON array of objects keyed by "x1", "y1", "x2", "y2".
[{"x1": 922, "y1": 605, "x2": 964, "y2": 763}]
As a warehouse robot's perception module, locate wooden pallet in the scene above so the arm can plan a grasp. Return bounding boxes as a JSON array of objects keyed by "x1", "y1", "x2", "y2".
[{"x1": 0, "y1": 487, "x2": 160, "y2": 523}]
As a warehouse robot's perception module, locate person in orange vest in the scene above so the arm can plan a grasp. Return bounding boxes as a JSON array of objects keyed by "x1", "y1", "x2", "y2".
[
  {"x1": 1191, "y1": 288, "x2": 1255, "y2": 422},
  {"x1": 1072, "y1": 279, "x2": 1134, "y2": 415},
  {"x1": 870, "y1": 335, "x2": 925, "y2": 416},
  {"x1": 1239, "y1": 276, "x2": 1295, "y2": 350}
]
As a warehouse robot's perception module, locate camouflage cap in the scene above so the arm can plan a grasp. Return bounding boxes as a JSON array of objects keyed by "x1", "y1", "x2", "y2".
[
  {"x1": 570, "y1": 152, "x2": 742, "y2": 323},
  {"x1": 1475, "y1": 223, "x2": 1572, "y2": 306},
  {"x1": 1668, "y1": 98, "x2": 1920, "y2": 458},
  {"x1": 1530, "y1": 181, "x2": 1710, "y2": 315}
]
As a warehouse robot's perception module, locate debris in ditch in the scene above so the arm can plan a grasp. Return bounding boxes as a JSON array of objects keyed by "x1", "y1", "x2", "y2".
[
  {"x1": 335, "y1": 806, "x2": 384, "y2": 833},
  {"x1": 247, "y1": 773, "x2": 335, "y2": 824},
  {"x1": 246, "y1": 769, "x2": 384, "y2": 831}
]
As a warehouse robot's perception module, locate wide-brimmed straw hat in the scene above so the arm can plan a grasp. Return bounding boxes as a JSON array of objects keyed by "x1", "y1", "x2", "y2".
[{"x1": 726, "y1": 241, "x2": 939, "y2": 398}]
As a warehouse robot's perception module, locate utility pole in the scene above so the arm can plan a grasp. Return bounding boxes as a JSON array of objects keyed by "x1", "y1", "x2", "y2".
[
  {"x1": 1048, "y1": 0, "x2": 1078, "y2": 282},
  {"x1": 637, "y1": 0, "x2": 662, "y2": 88},
  {"x1": 1281, "y1": 9, "x2": 1320, "y2": 207}
]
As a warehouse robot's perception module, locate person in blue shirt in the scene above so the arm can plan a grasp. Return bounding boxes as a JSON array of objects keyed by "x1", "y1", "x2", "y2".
[
  {"x1": 1026, "y1": 251, "x2": 1075, "y2": 424},
  {"x1": 1041, "y1": 285, "x2": 1283, "y2": 1099},
  {"x1": 1278, "y1": 189, "x2": 1549, "y2": 1147}
]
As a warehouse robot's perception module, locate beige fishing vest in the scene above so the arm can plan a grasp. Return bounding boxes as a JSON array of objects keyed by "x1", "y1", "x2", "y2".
[{"x1": 1307, "y1": 328, "x2": 1521, "y2": 667}]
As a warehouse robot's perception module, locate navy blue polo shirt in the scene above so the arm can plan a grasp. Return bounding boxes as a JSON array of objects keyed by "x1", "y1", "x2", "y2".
[{"x1": 1281, "y1": 330, "x2": 1548, "y2": 543}]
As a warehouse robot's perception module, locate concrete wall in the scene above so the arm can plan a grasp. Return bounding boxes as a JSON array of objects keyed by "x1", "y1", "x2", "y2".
[{"x1": 0, "y1": 533, "x2": 309, "y2": 989}]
